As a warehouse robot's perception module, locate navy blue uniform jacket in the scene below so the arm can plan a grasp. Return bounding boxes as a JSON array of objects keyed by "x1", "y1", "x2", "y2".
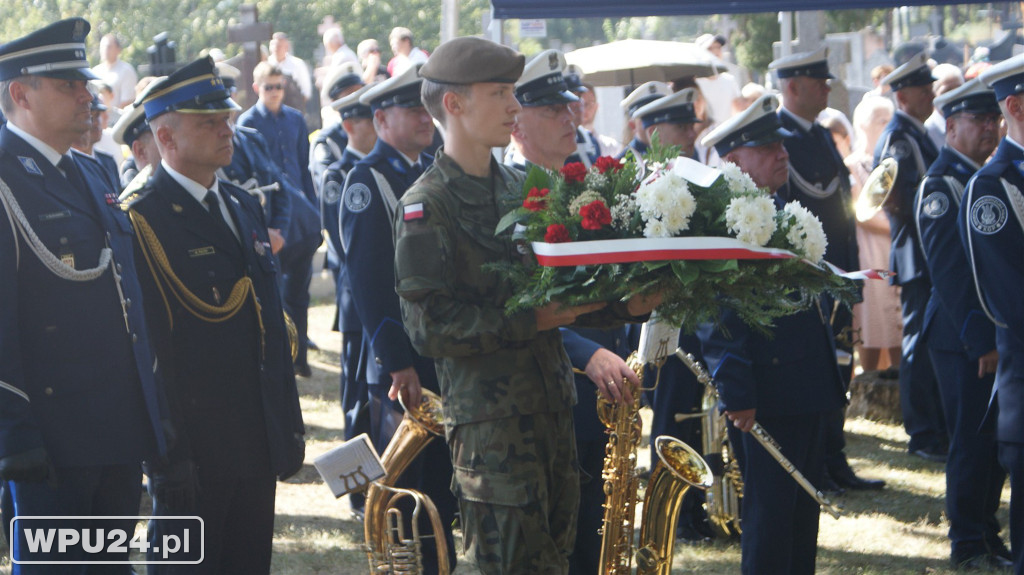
[
  {"x1": 959, "y1": 138, "x2": 1024, "y2": 442},
  {"x1": 778, "y1": 110, "x2": 859, "y2": 273},
  {"x1": 341, "y1": 139, "x2": 432, "y2": 386},
  {"x1": 0, "y1": 126, "x2": 165, "y2": 466},
  {"x1": 323, "y1": 147, "x2": 365, "y2": 333},
  {"x1": 874, "y1": 110, "x2": 939, "y2": 285},
  {"x1": 128, "y1": 166, "x2": 304, "y2": 479},
  {"x1": 915, "y1": 146, "x2": 995, "y2": 358}
]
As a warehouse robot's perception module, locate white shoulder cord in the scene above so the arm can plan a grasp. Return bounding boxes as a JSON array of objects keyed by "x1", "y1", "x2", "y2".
[
  {"x1": 962, "y1": 179, "x2": 1007, "y2": 328},
  {"x1": 0, "y1": 175, "x2": 112, "y2": 281}
]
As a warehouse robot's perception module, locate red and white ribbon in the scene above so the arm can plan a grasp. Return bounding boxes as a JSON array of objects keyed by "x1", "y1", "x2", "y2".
[{"x1": 531, "y1": 237, "x2": 891, "y2": 280}]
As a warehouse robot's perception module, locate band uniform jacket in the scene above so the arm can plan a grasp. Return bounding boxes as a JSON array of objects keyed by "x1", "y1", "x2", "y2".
[
  {"x1": 778, "y1": 110, "x2": 859, "y2": 273},
  {"x1": 914, "y1": 146, "x2": 996, "y2": 359},
  {"x1": 341, "y1": 139, "x2": 432, "y2": 387},
  {"x1": 0, "y1": 126, "x2": 165, "y2": 466},
  {"x1": 959, "y1": 137, "x2": 1024, "y2": 442},
  {"x1": 310, "y1": 121, "x2": 348, "y2": 199},
  {"x1": 874, "y1": 110, "x2": 940, "y2": 286},
  {"x1": 323, "y1": 147, "x2": 365, "y2": 334},
  {"x1": 128, "y1": 165, "x2": 304, "y2": 479},
  {"x1": 222, "y1": 125, "x2": 292, "y2": 233}
]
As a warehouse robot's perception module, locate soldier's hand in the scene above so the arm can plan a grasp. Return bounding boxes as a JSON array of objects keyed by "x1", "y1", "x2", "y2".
[
  {"x1": 0, "y1": 447, "x2": 49, "y2": 482},
  {"x1": 626, "y1": 291, "x2": 664, "y2": 317},
  {"x1": 279, "y1": 433, "x2": 306, "y2": 481},
  {"x1": 585, "y1": 348, "x2": 636, "y2": 405},
  {"x1": 389, "y1": 366, "x2": 422, "y2": 407},
  {"x1": 267, "y1": 228, "x2": 285, "y2": 254},
  {"x1": 725, "y1": 408, "x2": 756, "y2": 433},
  {"x1": 535, "y1": 301, "x2": 607, "y2": 332},
  {"x1": 146, "y1": 460, "x2": 199, "y2": 512},
  {"x1": 978, "y1": 349, "x2": 999, "y2": 378}
]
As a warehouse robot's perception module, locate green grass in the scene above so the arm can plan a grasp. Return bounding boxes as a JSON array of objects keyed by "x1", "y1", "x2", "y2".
[{"x1": 0, "y1": 299, "x2": 1007, "y2": 574}]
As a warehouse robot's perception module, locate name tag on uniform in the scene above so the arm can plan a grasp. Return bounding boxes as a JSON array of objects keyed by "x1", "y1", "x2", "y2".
[
  {"x1": 38, "y1": 210, "x2": 71, "y2": 222},
  {"x1": 188, "y1": 246, "x2": 216, "y2": 258}
]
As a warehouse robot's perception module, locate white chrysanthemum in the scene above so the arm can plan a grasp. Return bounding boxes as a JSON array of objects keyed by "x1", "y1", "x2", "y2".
[
  {"x1": 634, "y1": 170, "x2": 697, "y2": 236},
  {"x1": 725, "y1": 195, "x2": 777, "y2": 246},
  {"x1": 718, "y1": 161, "x2": 760, "y2": 195},
  {"x1": 568, "y1": 190, "x2": 605, "y2": 215},
  {"x1": 783, "y1": 201, "x2": 828, "y2": 263},
  {"x1": 584, "y1": 171, "x2": 609, "y2": 189},
  {"x1": 644, "y1": 218, "x2": 670, "y2": 238}
]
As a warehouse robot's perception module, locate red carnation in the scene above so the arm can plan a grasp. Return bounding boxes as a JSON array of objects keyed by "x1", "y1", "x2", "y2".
[
  {"x1": 580, "y1": 200, "x2": 612, "y2": 230},
  {"x1": 560, "y1": 162, "x2": 588, "y2": 183},
  {"x1": 593, "y1": 156, "x2": 622, "y2": 174},
  {"x1": 544, "y1": 224, "x2": 571, "y2": 243},
  {"x1": 523, "y1": 187, "x2": 550, "y2": 212}
]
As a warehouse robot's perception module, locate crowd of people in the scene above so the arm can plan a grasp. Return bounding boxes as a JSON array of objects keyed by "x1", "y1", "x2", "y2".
[{"x1": 1, "y1": 13, "x2": 1024, "y2": 575}]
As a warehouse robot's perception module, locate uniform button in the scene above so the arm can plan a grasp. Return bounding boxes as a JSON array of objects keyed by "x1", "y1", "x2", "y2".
[
  {"x1": 116, "y1": 263, "x2": 123, "y2": 273},
  {"x1": 132, "y1": 333, "x2": 138, "y2": 343},
  {"x1": 375, "y1": 357, "x2": 383, "y2": 366},
  {"x1": 44, "y1": 387, "x2": 54, "y2": 396},
  {"x1": 59, "y1": 237, "x2": 69, "y2": 245},
  {"x1": 106, "y1": 232, "x2": 112, "y2": 241},
  {"x1": 771, "y1": 358, "x2": 780, "y2": 365},
  {"x1": 125, "y1": 298, "x2": 132, "y2": 309}
]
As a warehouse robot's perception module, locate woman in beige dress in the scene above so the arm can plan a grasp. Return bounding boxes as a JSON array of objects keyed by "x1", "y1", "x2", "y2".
[{"x1": 847, "y1": 96, "x2": 902, "y2": 373}]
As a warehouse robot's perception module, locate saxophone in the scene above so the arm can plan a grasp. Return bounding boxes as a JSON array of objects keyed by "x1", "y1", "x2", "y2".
[
  {"x1": 364, "y1": 389, "x2": 450, "y2": 575},
  {"x1": 597, "y1": 353, "x2": 713, "y2": 575}
]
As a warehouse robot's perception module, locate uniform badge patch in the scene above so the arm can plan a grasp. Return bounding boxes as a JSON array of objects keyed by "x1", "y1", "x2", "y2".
[
  {"x1": 403, "y1": 202, "x2": 424, "y2": 221},
  {"x1": 323, "y1": 180, "x2": 343, "y2": 205},
  {"x1": 17, "y1": 156, "x2": 43, "y2": 176},
  {"x1": 888, "y1": 141, "x2": 909, "y2": 160},
  {"x1": 344, "y1": 183, "x2": 372, "y2": 213},
  {"x1": 970, "y1": 196, "x2": 1008, "y2": 235},
  {"x1": 921, "y1": 192, "x2": 949, "y2": 219}
]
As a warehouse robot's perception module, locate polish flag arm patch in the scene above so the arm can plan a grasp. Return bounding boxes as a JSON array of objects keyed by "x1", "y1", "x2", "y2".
[{"x1": 404, "y1": 203, "x2": 425, "y2": 221}]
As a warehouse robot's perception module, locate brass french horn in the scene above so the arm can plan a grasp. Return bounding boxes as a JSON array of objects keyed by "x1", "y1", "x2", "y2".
[
  {"x1": 364, "y1": 389, "x2": 450, "y2": 575},
  {"x1": 854, "y1": 157, "x2": 898, "y2": 222}
]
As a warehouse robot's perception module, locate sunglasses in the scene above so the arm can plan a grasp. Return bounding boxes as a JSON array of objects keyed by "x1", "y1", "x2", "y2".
[{"x1": 263, "y1": 83, "x2": 285, "y2": 91}]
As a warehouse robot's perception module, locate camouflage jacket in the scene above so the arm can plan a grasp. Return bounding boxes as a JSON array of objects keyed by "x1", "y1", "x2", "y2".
[{"x1": 394, "y1": 149, "x2": 638, "y2": 428}]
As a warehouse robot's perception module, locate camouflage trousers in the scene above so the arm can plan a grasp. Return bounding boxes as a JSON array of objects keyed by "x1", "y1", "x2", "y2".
[{"x1": 449, "y1": 409, "x2": 580, "y2": 575}]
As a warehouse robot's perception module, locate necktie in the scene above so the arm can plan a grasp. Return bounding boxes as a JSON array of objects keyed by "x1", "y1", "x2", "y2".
[
  {"x1": 204, "y1": 189, "x2": 238, "y2": 244},
  {"x1": 58, "y1": 155, "x2": 88, "y2": 195}
]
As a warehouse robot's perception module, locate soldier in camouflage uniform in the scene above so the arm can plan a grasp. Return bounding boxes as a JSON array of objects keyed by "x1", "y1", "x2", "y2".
[{"x1": 393, "y1": 37, "x2": 658, "y2": 574}]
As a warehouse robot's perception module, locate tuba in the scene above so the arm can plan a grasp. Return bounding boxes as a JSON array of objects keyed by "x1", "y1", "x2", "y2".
[
  {"x1": 364, "y1": 389, "x2": 450, "y2": 575},
  {"x1": 597, "y1": 353, "x2": 713, "y2": 575}
]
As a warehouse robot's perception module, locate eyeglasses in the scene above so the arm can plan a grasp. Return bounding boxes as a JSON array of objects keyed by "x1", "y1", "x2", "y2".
[
  {"x1": 959, "y1": 113, "x2": 1001, "y2": 127},
  {"x1": 263, "y1": 83, "x2": 285, "y2": 91}
]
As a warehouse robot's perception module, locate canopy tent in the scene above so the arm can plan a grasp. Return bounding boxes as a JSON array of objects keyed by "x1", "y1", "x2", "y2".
[
  {"x1": 491, "y1": 0, "x2": 992, "y2": 19},
  {"x1": 564, "y1": 40, "x2": 726, "y2": 86}
]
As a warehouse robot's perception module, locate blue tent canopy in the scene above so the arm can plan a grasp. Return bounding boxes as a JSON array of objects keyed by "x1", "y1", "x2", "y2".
[{"x1": 491, "y1": 0, "x2": 991, "y2": 20}]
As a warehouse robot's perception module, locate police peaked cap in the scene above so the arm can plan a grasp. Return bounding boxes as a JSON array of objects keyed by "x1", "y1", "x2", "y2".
[
  {"x1": 633, "y1": 88, "x2": 700, "y2": 128},
  {"x1": 979, "y1": 53, "x2": 1024, "y2": 101},
  {"x1": 769, "y1": 46, "x2": 835, "y2": 80},
  {"x1": 515, "y1": 50, "x2": 578, "y2": 107},
  {"x1": 883, "y1": 52, "x2": 935, "y2": 91},
  {"x1": 934, "y1": 78, "x2": 999, "y2": 118},
  {"x1": 332, "y1": 83, "x2": 374, "y2": 119},
  {"x1": 701, "y1": 94, "x2": 791, "y2": 157},
  {"x1": 360, "y1": 64, "x2": 423, "y2": 111},
  {"x1": 620, "y1": 82, "x2": 671, "y2": 116},
  {"x1": 0, "y1": 18, "x2": 98, "y2": 82},
  {"x1": 141, "y1": 56, "x2": 241, "y2": 121}
]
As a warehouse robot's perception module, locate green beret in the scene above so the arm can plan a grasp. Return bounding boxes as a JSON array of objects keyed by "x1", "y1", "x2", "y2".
[{"x1": 420, "y1": 36, "x2": 524, "y2": 84}]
